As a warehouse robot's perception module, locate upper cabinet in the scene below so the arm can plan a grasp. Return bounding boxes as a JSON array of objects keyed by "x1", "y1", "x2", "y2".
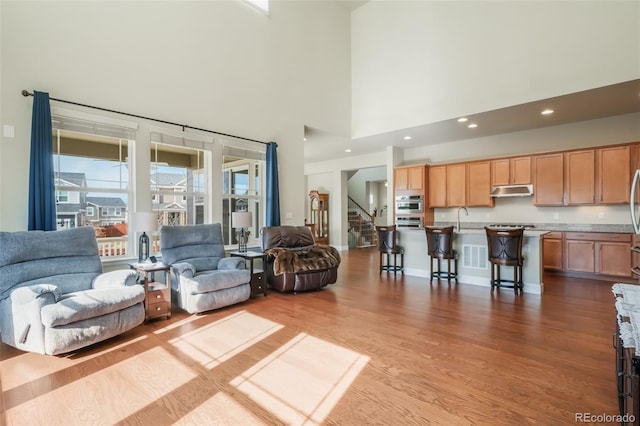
[
  {"x1": 419, "y1": 142, "x2": 635, "y2": 209},
  {"x1": 533, "y1": 153, "x2": 564, "y2": 206},
  {"x1": 491, "y1": 156, "x2": 531, "y2": 186},
  {"x1": 597, "y1": 145, "x2": 630, "y2": 204},
  {"x1": 428, "y1": 165, "x2": 447, "y2": 208},
  {"x1": 394, "y1": 165, "x2": 424, "y2": 193},
  {"x1": 429, "y1": 162, "x2": 489, "y2": 207},
  {"x1": 565, "y1": 149, "x2": 595, "y2": 205},
  {"x1": 533, "y1": 145, "x2": 631, "y2": 206},
  {"x1": 467, "y1": 161, "x2": 494, "y2": 207},
  {"x1": 446, "y1": 164, "x2": 466, "y2": 207}
]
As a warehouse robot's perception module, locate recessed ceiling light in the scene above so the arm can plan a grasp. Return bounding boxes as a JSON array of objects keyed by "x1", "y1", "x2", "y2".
[
  {"x1": 468, "y1": 123, "x2": 478, "y2": 128},
  {"x1": 403, "y1": 136, "x2": 412, "y2": 140},
  {"x1": 303, "y1": 137, "x2": 307, "y2": 141},
  {"x1": 458, "y1": 117, "x2": 468, "y2": 123},
  {"x1": 541, "y1": 109, "x2": 554, "y2": 115},
  {"x1": 345, "y1": 149, "x2": 352, "y2": 153}
]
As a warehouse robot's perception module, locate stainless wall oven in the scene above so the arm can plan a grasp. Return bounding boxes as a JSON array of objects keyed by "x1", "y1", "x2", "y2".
[
  {"x1": 396, "y1": 216, "x2": 423, "y2": 229},
  {"x1": 395, "y1": 195, "x2": 424, "y2": 214}
]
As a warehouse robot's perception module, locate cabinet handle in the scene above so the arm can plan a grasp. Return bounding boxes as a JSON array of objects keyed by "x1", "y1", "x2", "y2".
[
  {"x1": 156, "y1": 306, "x2": 162, "y2": 311},
  {"x1": 156, "y1": 294, "x2": 161, "y2": 299}
]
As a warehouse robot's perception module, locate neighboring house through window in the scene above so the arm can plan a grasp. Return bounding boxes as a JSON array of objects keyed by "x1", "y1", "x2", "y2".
[
  {"x1": 150, "y1": 131, "x2": 210, "y2": 237},
  {"x1": 52, "y1": 110, "x2": 135, "y2": 258},
  {"x1": 222, "y1": 144, "x2": 265, "y2": 246}
]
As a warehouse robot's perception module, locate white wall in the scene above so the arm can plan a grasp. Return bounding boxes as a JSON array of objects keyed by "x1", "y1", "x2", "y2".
[
  {"x1": 0, "y1": 1, "x2": 352, "y2": 231},
  {"x1": 351, "y1": 1, "x2": 640, "y2": 139},
  {"x1": 346, "y1": 166, "x2": 386, "y2": 208}
]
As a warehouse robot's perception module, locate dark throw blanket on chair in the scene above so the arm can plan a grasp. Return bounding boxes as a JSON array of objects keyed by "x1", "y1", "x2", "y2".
[{"x1": 264, "y1": 245, "x2": 341, "y2": 275}]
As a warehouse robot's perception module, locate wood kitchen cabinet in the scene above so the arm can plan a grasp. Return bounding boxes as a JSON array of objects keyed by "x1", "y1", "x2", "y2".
[
  {"x1": 565, "y1": 149, "x2": 595, "y2": 205},
  {"x1": 565, "y1": 237, "x2": 595, "y2": 273},
  {"x1": 428, "y1": 165, "x2": 447, "y2": 208},
  {"x1": 543, "y1": 231, "x2": 563, "y2": 271},
  {"x1": 446, "y1": 163, "x2": 466, "y2": 207},
  {"x1": 564, "y1": 232, "x2": 632, "y2": 278},
  {"x1": 597, "y1": 145, "x2": 630, "y2": 204},
  {"x1": 533, "y1": 153, "x2": 564, "y2": 206},
  {"x1": 598, "y1": 241, "x2": 632, "y2": 277},
  {"x1": 466, "y1": 161, "x2": 494, "y2": 207},
  {"x1": 428, "y1": 163, "x2": 468, "y2": 207},
  {"x1": 394, "y1": 165, "x2": 424, "y2": 192},
  {"x1": 491, "y1": 156, "x2": 531, "y2": 186}
]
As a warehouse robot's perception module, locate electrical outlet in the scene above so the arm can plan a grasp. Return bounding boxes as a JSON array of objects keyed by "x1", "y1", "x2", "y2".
[
  {"x1": 553, "y1": 212, "x2": 559, "y2": 220},
  {"x1": 285, "y1": 212, "x2": 293, "y2": 219},
  {"x1": 598, "y1": 212, "x2": 605, "y2": 219}
]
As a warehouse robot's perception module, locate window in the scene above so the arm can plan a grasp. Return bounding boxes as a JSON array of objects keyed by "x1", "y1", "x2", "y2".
[
  {"x1": 222, "y1": 145, "x2": 265, "y2": 247},
  {"x1": 150, "y1": 132, "x2": 209, "y2": 232},
  {"x1": 56, "y1": 191, "x2": 69, "y2": 203},
  {"x1": 52, "y1": 111, "x2": 136, "y2": 258}
]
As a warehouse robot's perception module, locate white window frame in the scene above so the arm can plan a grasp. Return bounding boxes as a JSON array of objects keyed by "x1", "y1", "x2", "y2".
[
  {"x1": 150, "y1": 129, "x2": 213, "y2": 231},
  {"x1": 222, "y1": 148, "x2": 265, "y2": 249},
  {"x1": 52, "y1": 107, "x2": 137, "y2": 259}
]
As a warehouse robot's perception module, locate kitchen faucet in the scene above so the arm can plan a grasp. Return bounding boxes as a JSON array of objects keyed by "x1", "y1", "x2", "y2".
[{"x1": 456, "y1": 206, "x2": 468, "y2": 232}]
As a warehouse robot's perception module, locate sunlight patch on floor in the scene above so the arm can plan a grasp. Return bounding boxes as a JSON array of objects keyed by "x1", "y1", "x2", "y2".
[
  {"x1": 151, "y1": 312, "x2": 209, "y2": 334},
  {"x1": 0, "y1": 334, "x2": 148, "y2": 392},
  {"x1": 168, "y1": 310, "x2": 284, "y2": 369},
  {"x1": 230, "y1": 333, "x2": 370, "y2": 425},
  {"x1": 4, "y1": 346, "x2": 196, "y2": 425},
  {"x1": 173, "y1": 391, "x2": 265, "y2": 425}
]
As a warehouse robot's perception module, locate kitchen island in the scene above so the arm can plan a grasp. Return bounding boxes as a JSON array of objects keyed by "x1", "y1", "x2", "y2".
[{"x1": 396, "y1": 227, "x2": 548, "y2": 294}]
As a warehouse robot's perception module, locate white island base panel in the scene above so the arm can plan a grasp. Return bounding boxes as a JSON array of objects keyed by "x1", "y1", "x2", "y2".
[{"x1": 396, "y1": 228, "x2": 547, "y2": 294}]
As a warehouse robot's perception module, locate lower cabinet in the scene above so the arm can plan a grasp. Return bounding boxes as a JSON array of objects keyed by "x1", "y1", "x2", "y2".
[
  {"x1": 563, "y1": 232, "x2": 632, "y2": 278},
  {"x1": 598, "y1": 241, "x2": 634, "y2": 277},
  {"x1": 565, "y1": 239, "x2": 596, "y2": 273},
  {"x1": 543, "y1": 232, "x2": 563, "y2": 270}
]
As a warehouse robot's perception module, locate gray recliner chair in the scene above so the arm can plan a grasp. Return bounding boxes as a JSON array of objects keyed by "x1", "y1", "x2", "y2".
[
  {"x1": 0, "y1": 227, "x2": 145, "y2": 355},
  {"x1": 160, "y1": 223, "x2": 251, "y2": 314}
]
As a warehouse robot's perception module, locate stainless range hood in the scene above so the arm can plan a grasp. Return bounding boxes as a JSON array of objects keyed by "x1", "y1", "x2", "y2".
[{"x1": 490, "y1": 184, "x2": 534, "y2": 198}]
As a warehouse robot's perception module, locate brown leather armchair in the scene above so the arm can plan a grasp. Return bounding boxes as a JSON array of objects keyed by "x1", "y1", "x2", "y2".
[{"x1": 261, "y1": 225, "x2": 340, "y2": 292}]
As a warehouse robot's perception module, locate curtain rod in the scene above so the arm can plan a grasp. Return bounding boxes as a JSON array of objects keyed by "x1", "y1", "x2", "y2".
[{"x1": 21, "y1": 89, "x2": 269, "y2": 146}]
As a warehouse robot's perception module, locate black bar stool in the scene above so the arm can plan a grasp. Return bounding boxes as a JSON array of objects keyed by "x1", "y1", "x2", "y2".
[
  {"x1": 485, "y1": 227, "x2": 525, "y2": 293},
  {"x1": 376, "y1": 225, "x2": 404, "y2": 274},
  {"x1": 425, "y1": 226, "x2": 458, "y2": 283}
]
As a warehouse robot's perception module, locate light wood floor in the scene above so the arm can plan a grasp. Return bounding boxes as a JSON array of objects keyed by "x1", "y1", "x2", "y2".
[{"x1": 0, "y1": 247, "x2": 621, "y2": 425}]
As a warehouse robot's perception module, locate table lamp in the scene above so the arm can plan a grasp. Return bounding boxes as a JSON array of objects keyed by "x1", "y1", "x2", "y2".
[
  {"x1": 133, "y1": 212, "x2": 157, "y2": 262},
  {"x1": 232, "y1": 211, "x2": 252, "y2": 253}
]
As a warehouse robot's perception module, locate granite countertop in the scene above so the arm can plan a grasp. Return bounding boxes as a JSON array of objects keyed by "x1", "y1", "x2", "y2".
[{"x1": 432, "y1": 222, "x2": 636, "y2": 234}]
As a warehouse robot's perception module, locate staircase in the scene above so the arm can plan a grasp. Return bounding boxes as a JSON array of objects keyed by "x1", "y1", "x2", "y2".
[{"x1": 347, "y1": 196, "x2": 377, "y2": 248}]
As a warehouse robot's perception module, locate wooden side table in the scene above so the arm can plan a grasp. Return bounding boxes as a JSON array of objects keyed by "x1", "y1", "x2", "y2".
[
  {"x1": 129, "y1": 262, "x2": 172, "y2": 322},
  {"x1": 229, "y1": 251, "x2": 267, "y2": 297}
]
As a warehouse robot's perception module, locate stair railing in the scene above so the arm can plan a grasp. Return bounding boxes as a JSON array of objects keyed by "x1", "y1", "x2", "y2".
[{"x1": 347, "y1": 196, "x2": 377, "y2": 248}]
